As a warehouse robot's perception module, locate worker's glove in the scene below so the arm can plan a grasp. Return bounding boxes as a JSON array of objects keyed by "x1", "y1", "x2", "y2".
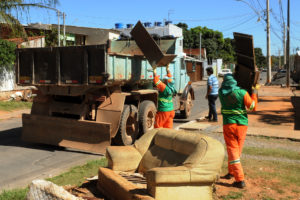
[
  {"x1": 165, "y1": 64, "x2": 170, "y2": 73},
  {"x1": 153, "y1": 68, "x2": 157, "y2": 75},
  {"x1": 252, "y1": 84, "x2": 260, "y2": 94}
]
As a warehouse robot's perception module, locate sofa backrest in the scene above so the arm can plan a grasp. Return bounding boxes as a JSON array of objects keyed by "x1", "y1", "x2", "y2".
[{"x1": 137, "y1": 129, "x2": 207, "y2": 174}]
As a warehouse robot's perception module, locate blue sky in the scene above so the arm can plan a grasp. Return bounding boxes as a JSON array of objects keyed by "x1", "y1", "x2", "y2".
[{"x1": 22, "y1": 0, "x2": 300, "y2": 56}]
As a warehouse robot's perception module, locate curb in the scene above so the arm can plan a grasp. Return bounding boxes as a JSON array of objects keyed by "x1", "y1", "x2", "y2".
[{"x1": 177, "y1": 120, "x2": 300, "y2": 142}]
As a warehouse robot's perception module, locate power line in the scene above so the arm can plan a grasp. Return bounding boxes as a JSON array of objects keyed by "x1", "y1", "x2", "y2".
[
  {"x1": 219, "y1": 14, "x2": 257, "y2": 32},
  {"x1": 256, "y1": 0, "x2": 264, "y2": 10},
  {"x1": 279, "y1": 0, "x2": 285, "y2": 24},
  {"x1": 171, "y1": 13, "x2": 252, "y2": 22}
]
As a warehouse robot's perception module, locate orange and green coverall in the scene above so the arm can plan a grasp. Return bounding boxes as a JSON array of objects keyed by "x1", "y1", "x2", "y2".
[
  {"x1": 219, "y1": 74, "x2": 257, "y2": 182},
  {"x1": 153, "y1": 71, "x2": 177, "y2": 128}
]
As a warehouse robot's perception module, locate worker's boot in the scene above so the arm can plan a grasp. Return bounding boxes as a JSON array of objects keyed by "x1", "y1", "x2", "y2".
[
  {"x1": 221, "y1": 173, "x2": 234, "y2": 180},
  {"x1": 232, "y1": 181, "x2": 246, "y2": 189}
]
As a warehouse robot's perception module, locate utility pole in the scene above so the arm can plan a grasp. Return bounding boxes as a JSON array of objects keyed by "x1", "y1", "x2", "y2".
[
  {"x1": 63, "y1": 12, "x2": 66, "y2": 46},
  {"x1": 283, "y1": 21, "x2": 286, "y2": 66},
  {"x1": 278, "y1": 49, "x2": 281, "y2": 69},
  {"x1": 199, "y1": 32, "x2": 202, "y2": 61},
  {"x1": 266, "y1": 0, "x2": 271, "y2": 83},
  {"x1": 286, "y1": 0, "x2": 290, "y2": 87},
  {"x1": 57, "y1": 10, "x2": 60, "y2": 47}
]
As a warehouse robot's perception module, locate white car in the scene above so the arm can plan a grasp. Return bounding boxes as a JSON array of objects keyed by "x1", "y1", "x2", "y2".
[{"x1": 218, "y1": 69, "x2": 232, "y2": 77}]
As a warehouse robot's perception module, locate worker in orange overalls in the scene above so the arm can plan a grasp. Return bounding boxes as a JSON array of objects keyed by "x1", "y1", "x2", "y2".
[
  {"x1": 153, "y1": 66, "x2": 177, "y2": 128},
  {"x1": 219, "y1": 74, "x2": 258, "y2": 188}
]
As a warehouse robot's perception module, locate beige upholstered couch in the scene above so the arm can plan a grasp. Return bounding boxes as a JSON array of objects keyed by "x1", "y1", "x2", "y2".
[{"x1": 97, "y1": 128, "x2": 225, "y2": 200}]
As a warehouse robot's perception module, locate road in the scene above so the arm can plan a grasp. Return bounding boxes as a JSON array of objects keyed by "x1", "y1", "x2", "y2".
[
  {"x1": 0, "y1": 81, "x2": 216, "y2": 190},
  {"x1": 0, "y1": 118, "x2": 100, "y2": 190}
]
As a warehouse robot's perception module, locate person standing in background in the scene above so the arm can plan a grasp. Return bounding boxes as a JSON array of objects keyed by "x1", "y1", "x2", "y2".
[{"x1": 205, "y1": 67, "x2": 219, "y2": 122}]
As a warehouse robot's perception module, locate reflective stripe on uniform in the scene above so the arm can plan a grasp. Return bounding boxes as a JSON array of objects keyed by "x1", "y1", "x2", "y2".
[
  {"x1": 158, "y1": 98, "x2": 172, "y2": 103},
  {"x1": 155, "y1": 80, "x2": 161, "y2": 86},
  {"x1": 249, "y1": 101, "x2": 255, "y2": 111},
  {"x1": 229, "y1": 159, "x2": 241, "y2": 165},
  {"x1": 221, "y1": 109, "x2": 247, "y2": 115}
]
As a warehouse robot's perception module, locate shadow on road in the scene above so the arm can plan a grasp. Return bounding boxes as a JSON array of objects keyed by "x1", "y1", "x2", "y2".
[
  {"x1": 258, "y1": 98, "x2": 291, "y2": 103},
  {"x1": 252, "y1": 110, "x2": 295, "y2": 126},
  {"x1": 0, "y1": 127, "x2": 101, "y2": 156}
]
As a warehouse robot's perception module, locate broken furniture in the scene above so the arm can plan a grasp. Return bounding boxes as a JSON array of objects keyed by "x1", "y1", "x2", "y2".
[
  {"x1": 97, "y1": 128, "x2": 225, "y2": 200},
  {"x1": 234, "y1": 32, "x2": 260, "y2": 95}
]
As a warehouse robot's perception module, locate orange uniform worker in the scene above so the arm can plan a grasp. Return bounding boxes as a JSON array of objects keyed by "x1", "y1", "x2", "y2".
[
  {"x1": 153, "y1": 67, "x2": 177, "y2": 128},
  {"x1": 219, "y1": 74, "x2": 258, "y2": 188}
]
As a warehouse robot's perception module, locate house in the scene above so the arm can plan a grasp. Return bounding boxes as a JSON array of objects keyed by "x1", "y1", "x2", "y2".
[
  {"x1": 183, "y1": 48, "x2": 207, "y2": 60},
  {"x1": 24, "y1": 23, "x2": 120, "y2": 46},
  {"x1": 6, "y1": 36, "x2": 45, "y2": 48}
]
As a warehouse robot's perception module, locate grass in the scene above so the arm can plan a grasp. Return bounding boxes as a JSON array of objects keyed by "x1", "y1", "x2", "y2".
[
  {"x1": 243, "y1": 146, "x2": 300, "y2": 161},
  {"x1": 0, "y1": 101, "x2": 32, "y2": 112},
  {"x1": 243, "y1": 158, "x2": 300, "y2": 187},
  {"x1": 47, "y1": 158, "x2": 107, "y2": 186},
  {"x1": 219, "y1": 147, "x2": 300, "y2": 200},
  {"x1": 0, "y1": 188, "x2": 28, "y2": 200},
  {"x1": 0, "y1": 158, "x2": 107, "y2": 199},
  {"x1": 221, "y1": 191, "x2": 243, "y2": 200}
]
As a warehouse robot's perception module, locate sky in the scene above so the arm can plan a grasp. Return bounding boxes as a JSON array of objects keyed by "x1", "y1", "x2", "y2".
[{"x1": 21, "y1": 0, "x2": 300, "y2": 56}]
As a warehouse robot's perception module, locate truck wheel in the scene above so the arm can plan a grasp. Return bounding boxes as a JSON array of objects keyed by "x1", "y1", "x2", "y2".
[
  {"x1": 114, "y1": 104, "x2": 139, "y2": 146},
  {"x1": 138, "y1": 100, "x2": 157, "y2": 135},
  {"x1": 181, "y1": 92, "x2": 192, "y2": 118}
]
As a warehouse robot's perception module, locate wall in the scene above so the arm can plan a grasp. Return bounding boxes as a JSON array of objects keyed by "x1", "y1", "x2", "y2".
[
  {"x1": 21, "y1": 37, "x2": 45, "y2": 48},
  {"x1": 0, "y1": 68, "x2": 15, "y2": 92}
]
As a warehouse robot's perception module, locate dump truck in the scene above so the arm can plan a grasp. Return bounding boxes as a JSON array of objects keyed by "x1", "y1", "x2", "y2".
[{"x1": 16, "y1": 22, "x2": 196, "y2": 153}]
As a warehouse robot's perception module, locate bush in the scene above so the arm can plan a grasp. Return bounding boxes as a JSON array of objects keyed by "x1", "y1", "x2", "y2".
[{"x1": 0, "y1": 39, "x2": 16, "y2": 71}]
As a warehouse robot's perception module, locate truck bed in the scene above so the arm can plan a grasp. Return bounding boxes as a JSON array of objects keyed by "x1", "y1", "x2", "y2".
[{"x1": 16, "y1": 40, "x2": 177, "y2": 87}]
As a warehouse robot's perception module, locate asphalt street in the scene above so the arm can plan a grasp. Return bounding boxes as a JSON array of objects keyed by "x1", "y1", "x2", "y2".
[
  {"x1": 0, "y1": 81, "x2": 219, "y2": 190},
  {"x1": 173, "y1": 81, "x2": 221, "y2": 127},
  {"x1": 0, "y1": 118, "x2": 100, "y2": 190}
]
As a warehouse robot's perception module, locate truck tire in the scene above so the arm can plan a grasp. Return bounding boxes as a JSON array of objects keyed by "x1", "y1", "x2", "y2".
[
  {"x1": 114, "y1": 104, "x2": 139, "y2": 146},
  {"x1": 138, "y1": 100, "x2": 157, "y2": 135},
  {"x1": 181, "y1": 92, "x2": 192, "y2": 118}
]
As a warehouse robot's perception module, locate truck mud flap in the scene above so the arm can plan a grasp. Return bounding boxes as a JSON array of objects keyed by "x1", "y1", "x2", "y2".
[{"x1": 22, "y1": 114, "x2": 111, "y2": 154}]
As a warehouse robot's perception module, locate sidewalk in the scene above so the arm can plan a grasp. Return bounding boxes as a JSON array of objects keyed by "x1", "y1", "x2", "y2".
[{"x1": 178, "y1": 86, "x2": 300, "y2": 141}]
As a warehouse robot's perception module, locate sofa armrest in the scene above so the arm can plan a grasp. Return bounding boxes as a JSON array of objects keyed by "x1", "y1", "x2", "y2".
[{"x1": 106, "y1": 146, "x2": 142, "y2": 172}]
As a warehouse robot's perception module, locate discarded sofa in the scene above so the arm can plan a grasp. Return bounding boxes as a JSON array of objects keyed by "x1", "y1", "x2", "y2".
[{"x1": 97, "y1": 128, "x2": 225, "y2": 200}]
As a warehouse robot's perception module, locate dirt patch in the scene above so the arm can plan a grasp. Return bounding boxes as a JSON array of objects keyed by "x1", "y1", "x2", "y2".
[
  {"x1": 214, "y1": 177, "x2": 299, "y2": 200},
  {"x1": 0, "y1": 110, "x2": 10, "y2": 115},
  {"x1": 69, "y1": 176, "x2": 300, "y2": 200},
  {"x1": 249, "y1": 96, "x2": 295, "y2": 129}
]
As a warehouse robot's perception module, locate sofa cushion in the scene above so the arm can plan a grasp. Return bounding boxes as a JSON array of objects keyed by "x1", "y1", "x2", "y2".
[
  {"x1": 138, "y1": 145, "x2": 188, "y2": 174},
  {"x1": 153, "y1": 129, "x2": 176, "y2": 150}
]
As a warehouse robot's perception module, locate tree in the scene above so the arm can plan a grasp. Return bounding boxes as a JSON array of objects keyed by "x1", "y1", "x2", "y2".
[
  {"x1": 177, "y1": 23, "x2": 235, "y2": 64},
  {"x1": 0, "y1": 39, "x2": 16, "y2": 71},
  {"x1": 220, "y1": 38, "x2": 235, "y2": 64},
  {"x1": 254, "y1": 48, "x2": 266, "y2": 69},
  {"x1": 0, "y1": 0, "x2": 58, "y2": 38}
]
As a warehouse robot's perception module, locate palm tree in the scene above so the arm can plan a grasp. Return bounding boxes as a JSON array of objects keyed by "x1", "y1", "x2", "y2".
[{"x1": 0, "y1": 0, "x2": 59, "y2": 38}]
